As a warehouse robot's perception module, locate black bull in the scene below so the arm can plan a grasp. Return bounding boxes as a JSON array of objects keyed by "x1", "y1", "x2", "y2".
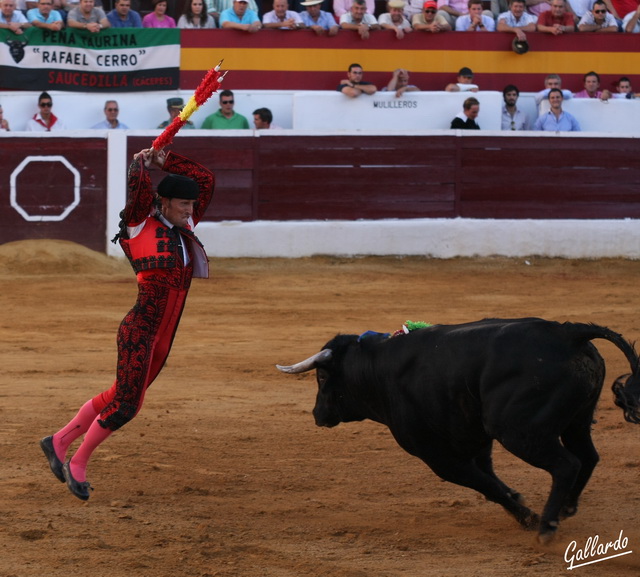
[{"x1": 277, "y1": 318, "x2": 640, "y2": 543}]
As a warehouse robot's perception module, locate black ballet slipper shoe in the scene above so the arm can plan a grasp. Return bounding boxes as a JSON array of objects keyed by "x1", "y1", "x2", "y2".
[
  {"x1": 40, "y1": 436, "x2": 65, "y2": 483},
  {"x1": 62, "y1": 461, "x2": 93, "y2": 501}
]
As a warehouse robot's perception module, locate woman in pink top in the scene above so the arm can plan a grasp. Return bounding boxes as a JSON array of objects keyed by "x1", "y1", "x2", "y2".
[{"x1": 142, "y1": 0, "x2": 177, "y2": 27}]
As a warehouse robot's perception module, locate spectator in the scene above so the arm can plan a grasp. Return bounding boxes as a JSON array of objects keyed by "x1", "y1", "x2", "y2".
[
  {"x1": 451, "y1": 97, "x2": 480, "y2": 129},
  {"x1": 0, "y1": 0, "x2": 31, "y2": 33},
  {"x1": 526, "y1": 0, "x2": 551, "y2": 18},
  {"x1": 26, "y1": 92, "x2": 67, "y2": 132},
  {"x1": 337, "y1": 62, "x2": 377, "y2": 97},
  {"x1": 158, "y1": 97, "x2": 196, "y2": 129},
  {"x1": 299, "y1": 0, "x2": 339, "y2": 34},
  {"x1": 178, "y1": 0, "x2": 216, "y2": 27},
  {"x1": 412, "y1": 0, "x2": 451, "y2": 31},
  {"x1": 0, "y1": 103, "x2": 10, "y2": 131},
  {"x1": 263, "y1": 0, "x2": 304, "y2": 27},
  {"x1": 535, "y1": 73, "x2": 573, "y2": 105},
  {"x1": 455, "y1": 0, "x2": 495, "y2": 29},
  {"x1": 497, "y1": 0, "x2": 537, "y2": 42},
  {"x1": 381, "y1": 68, "x2": 420, "y2": 97},
  {"x1": 206, "y1": 0, "x2": 260, "y2": 23},
  {"x1": 142, "y1": 0, "x2": 176, "y2": 27},
  {"x1": 578, "y1": 0, "x2": 618, "y2": 29},
  {"x1": 67, "y1": 0, "x2": 110, "y2": 31},
  {"x1": 445, "y1": 66, "x2": 478, "y2": 92},
  {"x1": 437, "y1": 0, "x2": 486, "y2": 28},
  {"x1": 613, "y1": 76, "x2": 636, "y2": 98},
  {"x1": 253, "y1": 107, "x2": 283, "y2": 129},
  {"x1": 574, "y1": 70, "x2": 612, "y2": 99},
  {"x1": 601, "y1": 0, "x2": 634, "y2": 23},
  {"x1": 201, "y1": 90, "x2": 250, "y2": 129},
  {"x1": 107, "y1": 0, "x2": 142, "y2": 27},
  {"x1": 220, "y1": 0, "x2": 262, "y2": 31},
  {"x1": 340, "y1": 0, "x2": 380, "y2": 37},
  {"x1": 490, "y1": 0, "x2": 508, "y2": 18},
  {"x1": 537, "y1": 0, "x2": 575, "y2": 33},
  {"x1": 533, "y1": 88, "x2": 581, "y2": 131},
  {"x1": 333, "y1": 0, "x2": 375, "y2": 19},
  {"x1": 623, "y1": 3, "x2": 640, "y2": 31},
  {"x1": 91, "y1": 100, "x2": 128, "y2": 129},
  {"x1": 378, "y1": 0, "x2": 413, "y2": 38},
  {"x1": 403, "y1": 0, "x2": 426, "y2": 19},
  {"x1": 501, "y1": 84, "x2": 529, "y2": 130},
  {"x1": 27, "y1": 0, "x2": 64, "y2": 30},
  {"x1": 566, "y1": 0, "x2": 595, "y2": 19}
]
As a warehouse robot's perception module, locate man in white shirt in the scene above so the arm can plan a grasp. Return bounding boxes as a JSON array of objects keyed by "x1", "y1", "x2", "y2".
[
  {"x1": 340, "y1": 0, "x2": 380, "y2": 38},
  {"x1": 497, "y1": 0, "x2": 537, "y2": 42},
  {"x1": 263, "y1": 0, "x2": 305, "y2": 28},
  {"x1": 501, "y1": 84, "x2": 530, "y2": 130}
]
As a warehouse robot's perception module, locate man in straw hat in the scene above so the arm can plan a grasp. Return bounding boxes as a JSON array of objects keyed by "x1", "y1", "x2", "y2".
[{"x1": 299, "y1": 0, "x2": 339, "y2": 34}]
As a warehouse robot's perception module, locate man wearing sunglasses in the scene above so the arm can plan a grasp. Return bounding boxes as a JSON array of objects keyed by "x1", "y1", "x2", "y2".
[
  {"x1": 201, "y1": 89, "x2": 250, "y2": 129},
  {"x1": 577, "y1": 0, "x2": 618, "y2": 30},
  {"x1": 26, "y1": 92, "x2": 67, "y2": 131},
  {"x1": 412, "y1": 0, "x2": 451, "y2": 31},
  {"x1": 91, "y1": 100, "x2": 129, "y2": 129}
]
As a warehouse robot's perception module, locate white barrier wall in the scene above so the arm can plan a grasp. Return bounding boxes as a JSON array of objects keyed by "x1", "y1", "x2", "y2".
[{"x1": 1, "y1": 89, "x2": 638, "y2": 133}]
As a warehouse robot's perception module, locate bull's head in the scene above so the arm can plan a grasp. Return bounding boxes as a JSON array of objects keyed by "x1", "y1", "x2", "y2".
[
  {"x1": 277, "y1": 335, "x2": 366, "y2": 428},
  {"x1": 6, "y1": 39, "x2": 27, "y2": 64}
]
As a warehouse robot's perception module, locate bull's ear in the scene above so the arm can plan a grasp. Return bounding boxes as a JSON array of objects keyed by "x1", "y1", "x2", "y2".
[{"x1": 276, "y1": 349, "x2": 333, "y2": 374}]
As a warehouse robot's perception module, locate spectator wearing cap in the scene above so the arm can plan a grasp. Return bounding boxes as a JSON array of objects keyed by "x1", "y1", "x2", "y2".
[
  {"x1": 378, "y1": 0, "x2": 412, "y2": 38},
  {"x1": 158, "y1": 98, "x2": 196, "y2": 129},
  {"x1": 451, "y1": 97, "x2": 480, "y2": 130},
  {"x1": 537, "y1": 0, "x2": 575, "y2": 34},
  {"x1": 205, "y1": 0, "x2": 260, "y2": 23},
  {"x1": 455, "y1": 0, "x2": 495, "y2": 29},
  {"x1": 578, "y1": 0, "x2": 618, "y2": 30},
  {"x1": 219, "y1": 0, "x2": 262, "y2": 31},
  {"x1": 412, "y1": 0, "x2": 451, "y2": 31},
  {"x1": 299, "y1": 0, "x2": 339, "y2": 34},
  {"x1": 501, "y1": 85, "x2": 530, "y2": 130},
  {"x1": 201, "y1": 89, "x2": 250, "y2": 129},
  {"x1": 337, "y1": 62, "x2": 377, "y2": 97},
  {"x1": 333, "y1": 0, "x2": 375, "y2": 20},
  {"x1": 623, "y1": 3, "x2": 640, "y2": 32},
  {"x1": 106, "y1": 0, "x2": 142, "y2": 28},
  {"x1": 27, "y1": 0, "x2": 64, "y2": 31},
  {"x1": 497, "y1": 0, "x2": 537, "y2": 43},
  {"x1": 445, "y1": 67, "x2": 478, "y2": 92},
  {"x1": 263, "y1": 0, "x2": 305, "y2": 28},
  {"x1": 436, "y1": 0, "x2": 473, "y2": 28},
  {"x1": 340, "y1": 0, "x2": 380, "y2": 38}
]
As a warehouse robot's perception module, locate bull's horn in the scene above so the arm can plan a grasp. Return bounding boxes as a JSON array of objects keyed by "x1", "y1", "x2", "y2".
[{"x1": 276, "y1": 349, "x2": 333, "y2": 374}]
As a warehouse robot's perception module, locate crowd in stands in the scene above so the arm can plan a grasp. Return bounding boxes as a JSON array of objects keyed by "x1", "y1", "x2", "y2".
[{"x1": 2, "y1": 0, "x2": 640, "y2": 33}]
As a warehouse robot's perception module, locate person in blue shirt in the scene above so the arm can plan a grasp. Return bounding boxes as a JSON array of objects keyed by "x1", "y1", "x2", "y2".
[
  {"x1": 219, "y1": 0, "x2": 262, "y2": 31},
  {"x1": 27, "y1": 0, "x2": 64, "y2": 30},
  {"x1": 106, "y1": 0, "x2": 142, "y2": 28},
  {"x1": 299, "y1": 0, "x2": 339, "y2": 34},
  {"x1": 533, "y1": 88, "x2": 581, "y2": 132}
]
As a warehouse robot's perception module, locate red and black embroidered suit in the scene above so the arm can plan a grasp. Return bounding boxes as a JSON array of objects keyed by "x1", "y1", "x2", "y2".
[{"x1": 93, "y1": 152, "x2": 214, "y2": 431}]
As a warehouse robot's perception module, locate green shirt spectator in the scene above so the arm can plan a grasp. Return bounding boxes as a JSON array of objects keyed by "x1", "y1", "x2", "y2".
[{"x1": 201, "y1": 90, "x2": 250, "y2": 129}]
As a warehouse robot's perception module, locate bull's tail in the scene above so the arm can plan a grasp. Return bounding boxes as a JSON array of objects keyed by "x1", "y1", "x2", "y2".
[{"x1": 570, "y1": 322, "x2": 640, "y2": 424}]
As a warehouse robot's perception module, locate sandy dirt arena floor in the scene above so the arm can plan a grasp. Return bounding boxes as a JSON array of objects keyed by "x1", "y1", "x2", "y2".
[{"x1": 0, "y1": 240, "x2": 639, "y2": 577}]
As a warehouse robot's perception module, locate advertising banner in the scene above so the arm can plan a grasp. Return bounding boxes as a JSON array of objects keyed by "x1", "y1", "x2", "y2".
[{"x1": 0, "y1": 28, "x2": 180, "y2": 92}]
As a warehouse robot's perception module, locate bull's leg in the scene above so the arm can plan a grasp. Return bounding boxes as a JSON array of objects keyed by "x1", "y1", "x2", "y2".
[
  {"x1": 474, "y1": 444, "x2": 525, "y2": 505},
  {"x1": 500, "y1": 436, "x2": 581, "y2": 543},
  {"x1": 559, "y1": 421, "x2": 599, "y2": 519},
  {"x1": 426, "y1": 455, "x2": 539, "y2": 530}
]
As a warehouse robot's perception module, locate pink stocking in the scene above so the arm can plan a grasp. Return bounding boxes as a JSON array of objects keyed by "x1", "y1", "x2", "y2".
[
  {"x1": 53, "y1": 400, "x2": 99, "y2": 462},
  {"x1": 68, "y1": 418, "x2": 113, "y2": 482}
]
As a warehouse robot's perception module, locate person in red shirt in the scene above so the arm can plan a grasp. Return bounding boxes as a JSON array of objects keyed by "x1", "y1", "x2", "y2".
[{"x1": 537, "y1": 0, "x2": 575, "y2": 33}]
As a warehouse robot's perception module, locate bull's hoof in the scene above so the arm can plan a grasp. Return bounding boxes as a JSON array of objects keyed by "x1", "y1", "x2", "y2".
[
  {"x1": 520, "y1": 511, "x2": 540, "y2": 531},
  {"x1": 537, "y1": 521, "x2": 559, "y2": 545},
  {"x1": 559, "y1": 505, "x2": 578, "y2": 519}
]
